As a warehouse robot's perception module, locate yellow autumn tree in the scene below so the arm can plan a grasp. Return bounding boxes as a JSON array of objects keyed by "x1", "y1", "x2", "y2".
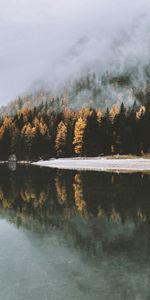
[
  {"x1": 96, "y1": 109, "x2": 103, "y2": 122},
  {"x1": 110, "y1": 104, "x2": 119, "y2": 119},
  {"x1": 73, "y1": 117, "x2": 86, "y2": 155},
  {"x1": 21, "y1": 123, "x2": 36, "y2": 137},
  {"x1": 39, "y1": 117, "x2": 49, "y2": 136},
  {"x1": 55, "y1": 121, "x2": 67, "y2": 157},
  {"x1": 136, "y1": 106, "x2": 146, "y2": 119},
  {"x1": 0, "y1": 116, "x2": 13, "y2": 140}
]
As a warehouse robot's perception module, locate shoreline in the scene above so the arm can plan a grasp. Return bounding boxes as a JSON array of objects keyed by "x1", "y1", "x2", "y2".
[{"x1": 32, "y1": 157, "x2": 150, "y2": 173}]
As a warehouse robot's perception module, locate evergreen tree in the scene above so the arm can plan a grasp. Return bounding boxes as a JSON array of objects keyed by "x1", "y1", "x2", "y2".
[
  {"x1": 83, "y1": 109, "x2": 99, "y2": 156},
  {"x1": 100, "y1": 108, "x2": 113, "y2": 155}
]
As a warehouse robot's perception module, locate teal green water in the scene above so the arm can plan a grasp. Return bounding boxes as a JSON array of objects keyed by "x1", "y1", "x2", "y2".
[{"x1": 0, "y1": 165, "x2": 150, "y2": 300}]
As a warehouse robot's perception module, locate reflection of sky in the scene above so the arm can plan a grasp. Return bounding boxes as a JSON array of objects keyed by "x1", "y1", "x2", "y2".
[{"x1": 0, "y1": 217, "x2": 149, "y2": 300}]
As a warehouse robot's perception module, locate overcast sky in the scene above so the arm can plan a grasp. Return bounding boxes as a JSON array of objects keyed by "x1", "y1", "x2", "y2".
[{"x1": 0, "y1": 0, "x2": 150, "y2": 105}]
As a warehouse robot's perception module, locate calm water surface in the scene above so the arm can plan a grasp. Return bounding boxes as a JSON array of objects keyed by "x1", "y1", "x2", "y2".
[{"x1": 0, "y1": 164, "x2": 150, "y2": 300}]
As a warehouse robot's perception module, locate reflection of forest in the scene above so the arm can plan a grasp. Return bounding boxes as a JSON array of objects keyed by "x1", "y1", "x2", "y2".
[
  {"x1": 0, "y1": 165, "x2": 149, "y2": 226},
  {"x1": 0, "y1": 165, "x2": 150, "y2": 258}
]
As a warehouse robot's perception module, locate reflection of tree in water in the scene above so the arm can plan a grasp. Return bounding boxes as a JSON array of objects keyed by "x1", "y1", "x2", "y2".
[
  {"x1": 73, "y1": 173, "x2": 87, "y2": 217},
  {"x1": 0, "y1": 186, "x2": 12, "y2": 208},
  {"x1": 110, "y1": 207, "x2": 121, "y2": 223},
  {"x1": 20, "y1": 183, "x2": 37, "y2": 203},
  {"x1": 20, "y1": 184, "x2": 47, "y2": 209},
  {"x1": 0, "y1": 166, "x2": 150, "y2": 227},
  {"x1": 55, "y1": 174, "x2": 67, "y2": 205},
  {"x1": 137, "y1": 208, "x2": 147, "y2": 222},
  {"x1": 0, "y1": 165, "x2": 150, "y2": 260},
  {"x1": 8, "y1": 161, "x2": 17, "y2": 172}
]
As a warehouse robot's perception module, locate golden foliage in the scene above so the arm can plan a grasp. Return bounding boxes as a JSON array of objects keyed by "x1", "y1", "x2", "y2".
[
  {"x1": 136, "y1": 106, "x2": 146, "y2": 119},
  {"x1": 39, "y1": 118, "x2": 49, "y2": 136},
  {"x1": 62, "y1": 108, "x2": 76, "y2": 121},
  {"x1": 55, "y1": 121, "x2": 67, "y2": 156},
  {"x1": 21, "y1": 123, "x2": 36, "y2": 136},
  {"x1": 21, "y1": 107, "x2": 31, "y2": 122},
  {"x1": 0, "y1": 126, "x2": 5, "y2": 140},
  {"x1": 79, "y1": 107, "x2": 91, "y2": 119},
  {"x1": 3, "y1": 116, "x2": 13, "y2": 128},
  {"x1": 73, "y1": 117, "x2": 86, "y2": 155},
  {"x1": 96, "y1": 109, "x2": 103, "y2": 122},
  {"x1": 32, "y1": 117, "x2": 49, "y2": 136},
  {"x1": 110, "y1": 104, "x2": 119, "y2": 119},
  {"x1": 0, "y1": 116, "x2": 13, "y2": 140}
]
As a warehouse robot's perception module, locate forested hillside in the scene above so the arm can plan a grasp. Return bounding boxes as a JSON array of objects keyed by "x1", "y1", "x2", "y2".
[
  {"x1": 0, "y1": 100, "x2": 149, "y2": 161},
  {"x1": 1, "y1": 68, "x2": 150, "y2": 117}
]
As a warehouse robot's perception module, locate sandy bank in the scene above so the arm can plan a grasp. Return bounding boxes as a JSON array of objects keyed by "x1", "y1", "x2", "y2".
[{"x1": 32, "y1": 158, "x2": 150, "y2": 172}]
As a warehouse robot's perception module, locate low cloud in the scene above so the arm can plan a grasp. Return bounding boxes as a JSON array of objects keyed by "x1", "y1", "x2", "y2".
[{"x1": 0, "y1": 0, "x2": 150, "y2": 105}]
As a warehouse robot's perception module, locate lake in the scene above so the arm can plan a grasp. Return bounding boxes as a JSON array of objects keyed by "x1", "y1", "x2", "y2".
[{"x1": 0, "y1": 164, "x2": 150, "y2": 300}]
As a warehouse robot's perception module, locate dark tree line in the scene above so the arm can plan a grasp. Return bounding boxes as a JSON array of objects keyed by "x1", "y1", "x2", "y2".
[{"x1": 0, "y1": 101, "x2": 149, "y2": 161}]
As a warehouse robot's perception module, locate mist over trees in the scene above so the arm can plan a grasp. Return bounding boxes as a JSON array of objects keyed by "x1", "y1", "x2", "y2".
[{"x1": 1, "y1": 69, "x2": 150, "y2": 117}]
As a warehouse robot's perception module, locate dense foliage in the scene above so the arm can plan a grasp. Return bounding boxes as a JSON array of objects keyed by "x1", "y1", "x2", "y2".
[{"x1": 0, "y1": 101, "x2": 149, "y2": 161}]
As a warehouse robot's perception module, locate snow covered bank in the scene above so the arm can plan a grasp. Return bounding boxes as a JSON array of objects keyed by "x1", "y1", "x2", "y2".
[{"x1": 32, "y1": 158, "x2": 150, "y2": 172}]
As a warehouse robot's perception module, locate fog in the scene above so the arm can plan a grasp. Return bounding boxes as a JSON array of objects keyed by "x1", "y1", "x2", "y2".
[{"x1": 0, "y1": 0, "x2": 150, "y2": 105}]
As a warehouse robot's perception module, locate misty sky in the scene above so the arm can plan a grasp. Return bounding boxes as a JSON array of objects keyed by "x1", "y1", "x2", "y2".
[{"x1": 0, "y1": 0, "x2": 150, "y2": 105}]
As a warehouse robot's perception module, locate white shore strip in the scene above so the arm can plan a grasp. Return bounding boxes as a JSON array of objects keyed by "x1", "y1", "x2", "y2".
[{"x1": 32, "y1": 158, "x2": 150, "y2": 172}]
